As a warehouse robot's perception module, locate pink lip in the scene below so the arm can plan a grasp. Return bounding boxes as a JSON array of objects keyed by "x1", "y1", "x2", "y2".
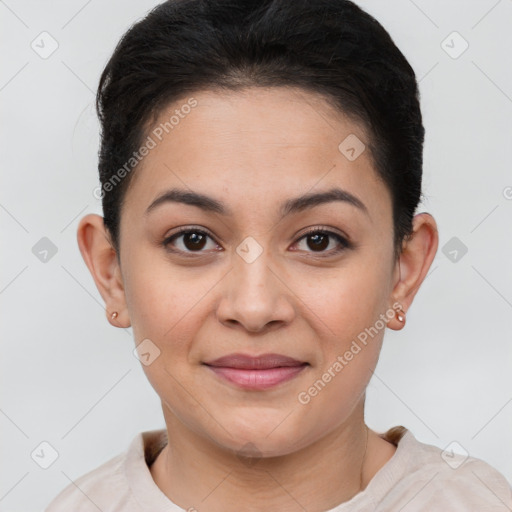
[{"x1": 203, "y1": 352, "x2": 308, "y2": 390}]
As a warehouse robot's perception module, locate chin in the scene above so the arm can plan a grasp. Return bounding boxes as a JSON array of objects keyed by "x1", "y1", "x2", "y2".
[{"x1": 213, "y1": 413, "x2": 312, "y2": 458}]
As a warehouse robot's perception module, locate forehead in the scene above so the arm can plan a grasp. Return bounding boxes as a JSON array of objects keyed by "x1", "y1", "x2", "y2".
[{"x1": 123, "y1": 87, "x2": 391, "y2": 223}]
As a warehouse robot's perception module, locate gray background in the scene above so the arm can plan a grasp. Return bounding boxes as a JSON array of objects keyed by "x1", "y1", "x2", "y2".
[{"x1": 1, "y1": 0, "x2": 511, "y2": 510}]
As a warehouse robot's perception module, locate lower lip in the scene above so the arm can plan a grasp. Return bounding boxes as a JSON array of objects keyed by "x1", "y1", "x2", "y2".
[{"x1": 205, "y1": 364, "x2": 308, "y2": 390}]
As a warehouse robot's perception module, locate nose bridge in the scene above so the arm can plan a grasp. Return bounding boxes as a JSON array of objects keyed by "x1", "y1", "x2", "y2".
[
  {"x1": 234, "y1": 245, "x2": 273, "y2": 297},
  {"x1": 216, "y1": 237, "x2": 295, "y2": 331}
]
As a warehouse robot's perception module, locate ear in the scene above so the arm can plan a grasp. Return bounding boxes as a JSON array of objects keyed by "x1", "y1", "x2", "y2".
[
  {"x1": 76, "y1": 213, "x2": 130, "y2": 328},
  {"x1": 388, "y1": 212, "x2": 439, "y2": 331}
]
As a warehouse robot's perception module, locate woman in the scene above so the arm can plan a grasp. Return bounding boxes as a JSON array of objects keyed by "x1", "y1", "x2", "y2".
[{"x1": 46, "y1": 0, "x2": 512, "y2": 510}]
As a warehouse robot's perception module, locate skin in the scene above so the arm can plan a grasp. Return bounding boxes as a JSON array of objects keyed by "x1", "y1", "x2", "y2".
[{"x1": 77, "y1": 87, "x2": 438, "y2": 512}]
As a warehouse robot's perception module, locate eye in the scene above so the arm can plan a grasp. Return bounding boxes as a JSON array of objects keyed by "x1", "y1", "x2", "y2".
[
  {"x1": 162, "y1": 227, "x2": 221, "y2": 255},
  {"x1": 292, "y1": 227, "x2": 351, "y2": 255},
  {"x1": 162, "y1": 225, "x2": 352, "y2": 257}
]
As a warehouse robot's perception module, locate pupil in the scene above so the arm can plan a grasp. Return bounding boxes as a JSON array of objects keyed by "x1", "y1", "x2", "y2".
[
  {"x1": 184, "y1": 232, "x2": 206, "y2": 251},
  {"x1": 308, "y1": 233, "x2": 328, "y2": 251}
]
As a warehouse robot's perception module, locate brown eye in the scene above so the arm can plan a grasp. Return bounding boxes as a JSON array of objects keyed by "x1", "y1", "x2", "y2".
[
  {"x1": 294, "y1": 229, "x2": 350, "y2": 255},
  {"x1": 163, "y1": 228, "x2": 220, "y2": 254},
  {"x1": 182, "y1": 231, "x2": 207, "y2": 251},
  {"x1": 306, "y1": 233, "x2": 329, "y2": 251}
]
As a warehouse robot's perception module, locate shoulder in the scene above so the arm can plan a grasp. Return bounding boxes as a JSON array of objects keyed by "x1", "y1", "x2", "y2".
[
  {"x1": 380, "y1": 427, "x2": 512, "y2": 510},
  {"x1": 44, "y1": 450, "x2": 129, "y2": 511},
  {"x1": 44, "y1": 430, "x2": 165, "y2": 512}
]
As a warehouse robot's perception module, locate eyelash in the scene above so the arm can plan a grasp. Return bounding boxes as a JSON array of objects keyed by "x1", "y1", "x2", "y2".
[{"x1": 162, "y1": 225, "x2": 352, "y2": 258}]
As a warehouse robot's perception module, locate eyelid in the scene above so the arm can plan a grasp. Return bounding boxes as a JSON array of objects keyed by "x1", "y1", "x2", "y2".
[
  {"x1": 292, "y1": 226, "x2": 352, "y2": 253},
  {"x1": 164, "y1": 224, "x2": 217, "y2": 240},
  {"x1": 162, "y1": 225, "x2": 222, "y2": 255},
  {"x1": 162, "y1": 224, "x2": 352, "y2": 255},
  {"x1": 296, "y1": 225, "x2": 349, "y2": 242}
]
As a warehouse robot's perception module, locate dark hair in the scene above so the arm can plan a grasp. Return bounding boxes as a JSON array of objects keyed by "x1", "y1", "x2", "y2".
[{"x1": 96, "y1": 0, "x2": 425, "y2": 261}]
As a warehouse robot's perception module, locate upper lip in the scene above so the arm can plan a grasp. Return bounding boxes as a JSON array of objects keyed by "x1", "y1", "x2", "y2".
[{"x1": 203, "y1": 353, "x2": 307, "y2": 370}]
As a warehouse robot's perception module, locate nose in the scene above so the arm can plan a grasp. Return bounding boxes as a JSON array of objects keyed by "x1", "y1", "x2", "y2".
[{"x1": 215, "y1": 248, "x2": 296, "y2": 334}]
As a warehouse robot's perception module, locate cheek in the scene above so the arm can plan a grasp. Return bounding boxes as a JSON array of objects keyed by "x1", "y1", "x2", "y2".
[
  {"x1": 121, "y1": 249, "x2": 226, "y2": 401},
  {"x1": 297, "y1": 256, "x2": 391, "y2": 342},
  {"x1": 290, "y1": 258, "x2": 390, "y2": 405},
  {"x1": 122, "y1": 259, "x2": 206, "y2": 408},
  {"x1": 293, "y1": 277, "x2": 386, "y2": 439},
  {"x1": 122, "y1": 247, "x2": 210, "y2": 339}
]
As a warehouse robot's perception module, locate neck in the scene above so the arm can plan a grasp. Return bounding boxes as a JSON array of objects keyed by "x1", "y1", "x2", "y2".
[{"x1": 150, "y1": 401, "x2": 391, "y2": 512}]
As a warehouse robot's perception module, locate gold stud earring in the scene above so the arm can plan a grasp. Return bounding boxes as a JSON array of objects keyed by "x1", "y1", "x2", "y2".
[
  {"x1": 396, "y1": 307, "x2": 406, "y2": 324},
  {"x1": 111, "y1": 311, "x2": 119, "y2": 320}
]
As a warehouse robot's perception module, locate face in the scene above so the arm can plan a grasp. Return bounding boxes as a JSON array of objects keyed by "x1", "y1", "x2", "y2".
[{"x1": 118, "y1": 87, "x2": 399, "y2": 456}]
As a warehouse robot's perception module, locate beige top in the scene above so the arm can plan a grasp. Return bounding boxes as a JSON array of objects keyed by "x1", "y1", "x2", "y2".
[{"x1": 45, "y1": 426, "x2": 512, "y2": 511}]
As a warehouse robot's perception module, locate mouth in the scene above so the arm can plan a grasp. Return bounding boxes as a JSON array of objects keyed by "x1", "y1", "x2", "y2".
[{"x1": 202, "y1": 353, "x2": 309, "y2": 390}]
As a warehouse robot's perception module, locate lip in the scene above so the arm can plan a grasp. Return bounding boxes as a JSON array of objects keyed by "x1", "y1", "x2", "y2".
[
  {"x1": 204, "y1": 352, "x2": 306, "y2": 369},
  {"x1": 203, "y1": 353, "x2": 309, "y2": 390}
]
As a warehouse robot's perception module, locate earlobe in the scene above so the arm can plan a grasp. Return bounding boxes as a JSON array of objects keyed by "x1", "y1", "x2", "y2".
[
  {"x1": 76, "y1": 213, "x2": 131, "y2": 328},
  {"x1": 388, "y1": 212, "x2": 439, "y2": 331}
]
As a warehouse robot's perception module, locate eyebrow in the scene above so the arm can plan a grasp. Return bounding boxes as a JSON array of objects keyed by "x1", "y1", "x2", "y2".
[{"x1": 145, "y1": 187, "x2": 369, "y2": 218}]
